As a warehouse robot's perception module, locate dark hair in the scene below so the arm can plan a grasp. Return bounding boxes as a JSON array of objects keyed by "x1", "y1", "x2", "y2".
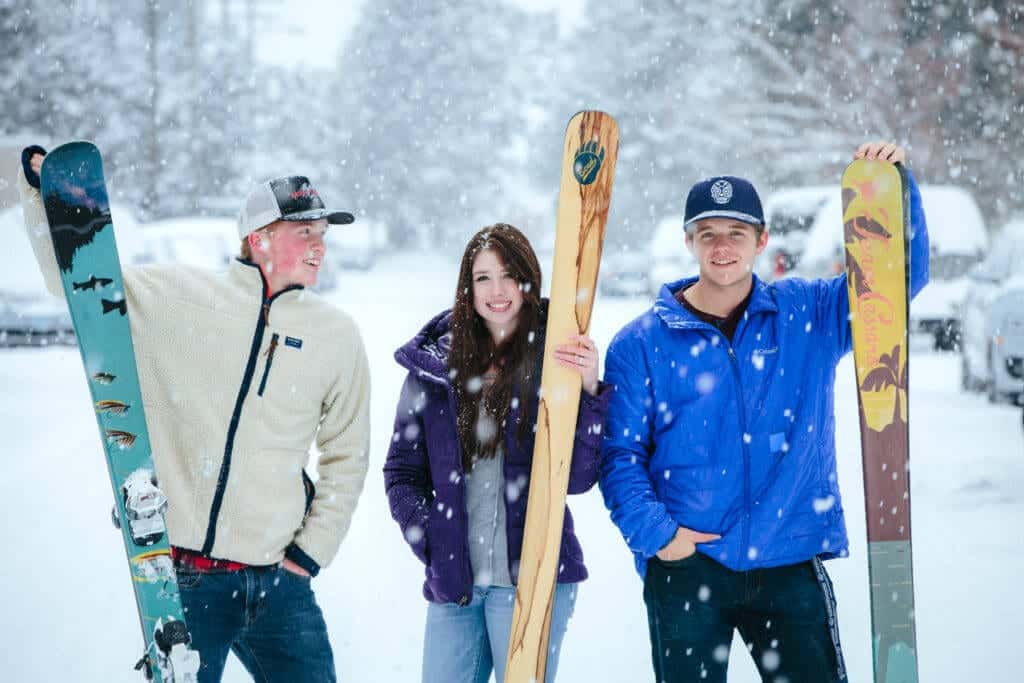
[{"x1": 449, "y1": 223, "x2": 543, "y2": 471}]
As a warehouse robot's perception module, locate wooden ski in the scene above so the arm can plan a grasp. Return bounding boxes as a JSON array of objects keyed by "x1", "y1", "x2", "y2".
[{"x1": 505, "y1": 111, "x2": 619, "y2": 682}]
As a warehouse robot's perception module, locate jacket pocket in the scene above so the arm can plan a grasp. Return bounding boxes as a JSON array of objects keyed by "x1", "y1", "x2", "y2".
[
  {"x1": 301, "y1": 469, "x2": 316, "y2": 519},
  {"x1": 654, "y1": 550, "x2": 703, "y2": 568},
  {"x1": 257, "y1": 333, "x2": 280, "y2": 397}
]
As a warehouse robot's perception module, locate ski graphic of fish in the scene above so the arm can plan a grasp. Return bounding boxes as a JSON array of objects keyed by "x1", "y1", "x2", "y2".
[
  {"x1": 105, "y1": 429, "x2": 137, "y2": 449},
  {"x1": 73, "y1": 275, "x2": 114, "y2": 291},
  {"x1": 96, "y1": 400, "x2": 130, "y2": 416},
  {"x1": 102, "y1": 298, "x2": 127, "y2": 316},
  {"x1": 92, "y1": 372, "x2": 117, "y2": 385}
]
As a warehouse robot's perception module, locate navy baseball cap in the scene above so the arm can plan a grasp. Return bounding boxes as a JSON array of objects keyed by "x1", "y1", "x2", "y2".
[{"x1": 683, "y1": 175, "x2": 765, "y2": 233}]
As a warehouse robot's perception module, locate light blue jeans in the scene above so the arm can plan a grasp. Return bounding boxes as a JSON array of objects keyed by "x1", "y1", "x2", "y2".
[{"x1": 421, "y1": 582, "x2": 578, "y2": 683}]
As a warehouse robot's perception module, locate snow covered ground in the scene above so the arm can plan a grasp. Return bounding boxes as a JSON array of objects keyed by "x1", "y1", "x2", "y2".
[{"x1": 2, "y1": 250, "x2": 1022, "y2": 682}]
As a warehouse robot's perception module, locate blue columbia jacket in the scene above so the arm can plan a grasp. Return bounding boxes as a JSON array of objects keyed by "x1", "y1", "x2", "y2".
[{"x1": 599, "y1": 170, "x2": 929, "y2": 576}]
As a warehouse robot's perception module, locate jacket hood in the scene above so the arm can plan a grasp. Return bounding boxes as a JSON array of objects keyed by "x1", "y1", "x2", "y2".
[{"x1": 394, "y1": 308, "x2": 454, "y2": 386}]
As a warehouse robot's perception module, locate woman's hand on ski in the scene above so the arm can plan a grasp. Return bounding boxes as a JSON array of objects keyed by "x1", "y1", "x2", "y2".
[
  {"x1": 554, "y1": 334, "x2": 600, "y2": 396},
  {"x1": 656, "y1": 526, "x2": 721, "y2": 561},
  {"x1": 855, "y1": 141, "x2": 906, "y2": 165}
]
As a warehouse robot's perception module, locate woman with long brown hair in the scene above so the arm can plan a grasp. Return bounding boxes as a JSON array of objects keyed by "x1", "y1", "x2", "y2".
[{"x1": 383, "y1": 223, "x2": 609, "y2": 682}]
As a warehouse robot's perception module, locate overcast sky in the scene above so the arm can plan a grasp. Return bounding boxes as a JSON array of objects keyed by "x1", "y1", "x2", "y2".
[{"x1": 258, "y1": 0, "x2": 586, "y2": 68}]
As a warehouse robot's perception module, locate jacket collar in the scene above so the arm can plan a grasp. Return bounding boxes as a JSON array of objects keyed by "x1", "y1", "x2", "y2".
[
  {"x1": 395, "y1": 301, "x2": 550, "y2": 388},
  {"x1": 653, "y1": 273, "x2": 778, "y2": 330},
  {"x1": 230, "y1": 258, "x2": 304, "y2": 301}
]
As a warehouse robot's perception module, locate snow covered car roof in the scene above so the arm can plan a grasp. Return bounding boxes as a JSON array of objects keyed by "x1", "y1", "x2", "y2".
[{"x1": 800, "y1": 184, "x2": 989, "y2": 279}]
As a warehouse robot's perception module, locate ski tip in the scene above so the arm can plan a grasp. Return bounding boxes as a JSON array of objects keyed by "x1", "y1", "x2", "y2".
[
  {"x1": 42, "y1": 140, "x2": 101, "y2": 164},
  {"x1": 566, "y1": 110, "x2": 619, "y2": 131},
  {"x1": 841, "y1": 158, "x2": 902, "y2": 183},
  {"x1": 39, "y1": 141, "x2": 106, "y2": 188}
]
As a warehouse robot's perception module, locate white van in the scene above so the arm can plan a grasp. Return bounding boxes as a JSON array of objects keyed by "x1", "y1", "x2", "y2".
[
  {"x1": 799, "y1": 184, "x2": 988, "y2": 350},
  {"x1": 647, "y1": 216, "x2": 698, "y2": 296},
  {"x1": 760, "y1": 186, "x2": 835, "y2": 280}
]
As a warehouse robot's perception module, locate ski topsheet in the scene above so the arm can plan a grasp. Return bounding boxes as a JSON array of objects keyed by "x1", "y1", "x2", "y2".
[
  {"x1": 504, "y1": 111, "x2": 619, "y2": 682},
  {"x1": 842, "y1": 159, "x2": 919, "y2": 683},
  {"x1": 40, "y1": 142, "x2": 199, "y2": 682}
]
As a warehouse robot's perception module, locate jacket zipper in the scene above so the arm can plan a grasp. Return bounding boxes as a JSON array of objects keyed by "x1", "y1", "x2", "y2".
[
  {"x1": 726, "y1": 344, "x2": 753, "y2": 569},
  {"x1": 447, "y1": 388, "x2": 474, "y2": 606},
  {"x1": 201, "y1": 280, "x2": 301, "y2": 556},
  {"x1": 257, "y1": 333, "x2": 280, "y2": 397}
]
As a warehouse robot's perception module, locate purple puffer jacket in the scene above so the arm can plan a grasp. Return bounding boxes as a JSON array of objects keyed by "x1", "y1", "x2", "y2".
[{"x1": 383, "y1": 305, "x2": 611, "y2": 605}]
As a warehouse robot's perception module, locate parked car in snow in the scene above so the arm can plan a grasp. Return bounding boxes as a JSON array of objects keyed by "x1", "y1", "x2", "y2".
[
  {"x1": 797, "y1": 184, "x2": 988, "y2": 350},
  {"x1": 960, "y1": 219, "x2": 1024, "y2": 404},
  {"x1": 647, "y1": 216, "x2": 698, "y2": 296},
  {"x1": 325, "y1": 219, "x2": 386, "y2": 271},
  {"x1": 139, "y1": 216, "x2": 340, "y2": 293},
  {"x1": 136, "y1": 217, "x2": 238, "y2": 270},
  {"x1": 0, "y1": 204, "x2": 146, "y2": 347},
  {"x1": 760, "y1": 185, "x2": 835, "y2": 281}
]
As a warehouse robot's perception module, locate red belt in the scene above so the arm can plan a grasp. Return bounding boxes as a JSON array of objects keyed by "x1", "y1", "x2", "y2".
[{"x1": 171, "y1": 546, "x2": 249, "y2": 573}]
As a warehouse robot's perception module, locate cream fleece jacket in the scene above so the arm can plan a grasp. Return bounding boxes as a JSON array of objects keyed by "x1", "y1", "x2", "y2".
[{"x1": 19, "y1": 169, "x2": 370, "y2": 573}]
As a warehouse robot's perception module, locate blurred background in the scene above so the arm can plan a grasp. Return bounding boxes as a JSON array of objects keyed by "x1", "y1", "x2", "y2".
[
  {"x1": 2, "y1": 3, "x2": 1023, "y2": 681},
  {"x1": 3, "y1": 0, "x2": 1023, "y2": 391}
]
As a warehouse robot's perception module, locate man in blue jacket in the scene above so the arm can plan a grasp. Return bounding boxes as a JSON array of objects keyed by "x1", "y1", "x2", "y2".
[{"x1": 599, "y1": 142, "x2": 929, "y2": 683}]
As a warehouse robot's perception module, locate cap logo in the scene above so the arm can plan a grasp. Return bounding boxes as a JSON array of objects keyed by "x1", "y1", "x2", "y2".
[
  {"x1": 710, "y1": 179, "x2": 733, "y2": 204},
  {"x1": 290, "y1": 188, "x2": 319, "y2": 200}
]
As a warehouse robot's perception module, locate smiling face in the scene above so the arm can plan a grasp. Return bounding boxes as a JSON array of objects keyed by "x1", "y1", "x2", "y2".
[
  {"x1": 687, "y1": 218, "x2": 768, "y2": 290},
  {"x1": 471, "y1": 248, "x2": 525, "y2": 342},
  {"x1": 250, "y1": 219, "x2": 328, "y2": 293}
]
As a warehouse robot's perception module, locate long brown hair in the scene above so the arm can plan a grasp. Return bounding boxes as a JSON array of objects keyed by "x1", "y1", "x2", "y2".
[{"x1": 450, "y1": 223, "x2": 543, "y2": 471}]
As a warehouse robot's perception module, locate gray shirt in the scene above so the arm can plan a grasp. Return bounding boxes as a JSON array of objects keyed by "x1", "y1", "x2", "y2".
[{"x1": 464, "y1": 446, "x2": 512, "y2": 587}]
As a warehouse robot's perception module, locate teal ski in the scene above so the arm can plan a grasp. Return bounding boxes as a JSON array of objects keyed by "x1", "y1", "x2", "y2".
[{"x1": 40, "y1": 141, "x2": 200, "y2": 682}]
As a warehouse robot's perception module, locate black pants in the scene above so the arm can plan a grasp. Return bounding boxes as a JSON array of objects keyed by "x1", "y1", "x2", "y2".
[{"x1": 643, "y1": 553, "x2": 846, "y2": 683}]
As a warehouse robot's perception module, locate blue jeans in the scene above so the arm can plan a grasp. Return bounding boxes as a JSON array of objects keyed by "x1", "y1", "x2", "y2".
[
  {"x1": 177, "y1": 565, "x2": 335, "y2": 683},
  {"x1": 644, "y1": 553, "x2": 846, "y2": 683},
  {"x1": 421, "y1": 583, "x2": 578, "y2": 683}
]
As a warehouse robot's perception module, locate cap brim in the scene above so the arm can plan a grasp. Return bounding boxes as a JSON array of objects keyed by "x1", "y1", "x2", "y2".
[
  {"x1": 326, "y1": 211, "x2": 355, "y2": 225},
  {"x1": 684, "y1": 210, "x2": 764, "y2": 232},
  {"x1": 281, "y1": 209, "x2": 355, "y2": 225}
]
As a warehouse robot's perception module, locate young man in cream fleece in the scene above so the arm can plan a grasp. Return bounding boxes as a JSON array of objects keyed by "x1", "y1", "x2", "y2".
[{"x1": 21, "y1": 149, "x2": 370, "y2": 683}]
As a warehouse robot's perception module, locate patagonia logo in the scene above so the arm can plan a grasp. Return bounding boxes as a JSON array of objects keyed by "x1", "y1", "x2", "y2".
[
  {"x1": 573, "y1": 140, "x2": 605, "y2": 185},
  {"x1": 285, "y1": 336, "x2": 303, "y2": 349}
]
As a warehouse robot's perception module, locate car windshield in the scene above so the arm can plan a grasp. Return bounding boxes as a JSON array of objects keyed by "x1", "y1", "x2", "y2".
[
  {"x1": 929, "y1": 251, "x2": 981, "y2": 280},
  {"x1": 770, "y1": 210, "x2": 817, "y2": 236}
]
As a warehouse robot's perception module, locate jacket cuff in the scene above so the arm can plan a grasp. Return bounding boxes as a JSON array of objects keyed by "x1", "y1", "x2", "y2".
[
  {"x1": 646, "y1": 519, "x2": 681, "y2": 560},
  {"x1": 581, "y1": 380, "x2": 612, "y2": 409},
  {"x1": 285, "y1": 542, "x2": 321, "y2": 577},
  {"x1": 577, "y1": 381, "x2": 612, "y2": 443},
  {"x1": 21, "y1": 145, "x2": 46, "y2": 189}
]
